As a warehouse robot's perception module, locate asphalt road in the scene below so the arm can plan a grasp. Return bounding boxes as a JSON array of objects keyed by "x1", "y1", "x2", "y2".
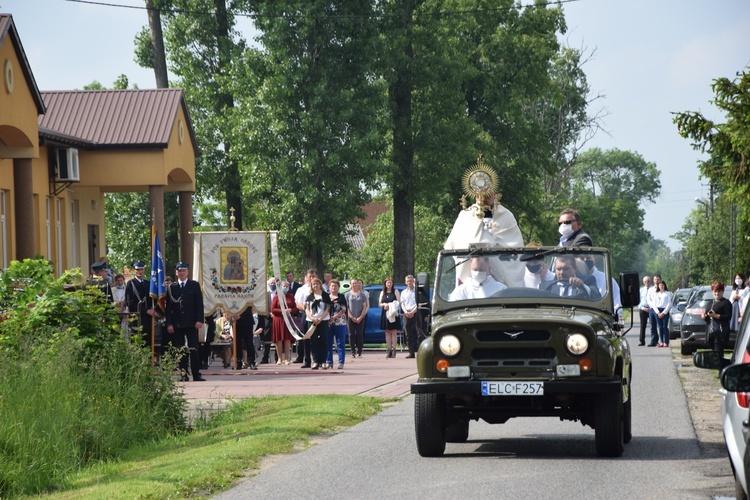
[{"x1": 213, "y1": 327, "x2": 732, "y2": 500}]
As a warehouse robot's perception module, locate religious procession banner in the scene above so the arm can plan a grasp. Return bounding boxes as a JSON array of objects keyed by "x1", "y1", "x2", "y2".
[{"x1": 192, "y1": 231, "x2": 268, "y2": 316}]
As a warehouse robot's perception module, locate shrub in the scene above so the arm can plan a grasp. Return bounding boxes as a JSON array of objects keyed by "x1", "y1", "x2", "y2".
[{"x1": 0, "y1": 259, "x2": 187, "y2": 496}]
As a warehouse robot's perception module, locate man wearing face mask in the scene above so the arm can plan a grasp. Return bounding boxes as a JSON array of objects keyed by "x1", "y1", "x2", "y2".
[
  {"x1": 558, "y1": 208, "x2": 593, "y2": 247},
  {"x1": 449, "y1": 256, "x2": 507, "y2": 300}
]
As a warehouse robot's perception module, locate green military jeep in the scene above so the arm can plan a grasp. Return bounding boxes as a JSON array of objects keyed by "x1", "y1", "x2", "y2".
[{"x1": 411, "y1": 246, "x2": 638, "y2": 457}]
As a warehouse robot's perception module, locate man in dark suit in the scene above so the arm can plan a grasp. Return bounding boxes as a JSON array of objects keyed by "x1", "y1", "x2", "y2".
[
  {"x1": 165, "y1": 261, "x2": 206, "y2": 382},
  {"x1": 543, "y1": 255, "x2": 601, "y2": 300},
  {"x1": 285, "y1": 270, "x2": 301, "y2": 296},
  {"x1": 89, "y1": 261, "x2": 114, "y2": 303},
  {"x1": 558, "y1": 208, "x2": 593, "y2": 247},
  {"x1": 125, "y1": 260, "x2": 154, "y2": 348}
]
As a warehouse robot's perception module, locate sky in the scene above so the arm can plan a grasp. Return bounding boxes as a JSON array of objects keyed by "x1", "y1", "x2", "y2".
[{"x1": 2, "y1": 0, "x2": 750, "y2": 250}]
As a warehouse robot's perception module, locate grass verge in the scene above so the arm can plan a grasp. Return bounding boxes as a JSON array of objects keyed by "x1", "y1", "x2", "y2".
[{"x1": 31, "y1": 395, "x2": 388, "y2": 499}]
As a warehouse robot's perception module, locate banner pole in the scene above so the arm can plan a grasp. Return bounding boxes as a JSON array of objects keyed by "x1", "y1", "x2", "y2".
[{"x1": 151, "y1": 225, "x2": 156, "y2": 366}]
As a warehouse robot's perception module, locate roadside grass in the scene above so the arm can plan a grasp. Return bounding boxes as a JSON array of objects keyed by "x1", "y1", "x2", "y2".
[{"x1": 32, "y1": 395, "x2": 388, "y2": 499}]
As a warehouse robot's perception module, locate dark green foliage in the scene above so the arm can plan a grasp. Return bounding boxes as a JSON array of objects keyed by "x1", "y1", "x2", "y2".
[
  {"x1": 674, "y1": 68, "x2": 750, "y2": 282},
  {"x1": 0, "y1": 259, "x2": 186, "y2": 496}
]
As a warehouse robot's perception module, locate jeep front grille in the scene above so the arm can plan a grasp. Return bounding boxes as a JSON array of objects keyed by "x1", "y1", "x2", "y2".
[
  {"x1": 475, "y1": 329, "x2": 551, "y2": 342},
  {"x1": 471, "y1": 347, "x2": 556, "y2": 367}
]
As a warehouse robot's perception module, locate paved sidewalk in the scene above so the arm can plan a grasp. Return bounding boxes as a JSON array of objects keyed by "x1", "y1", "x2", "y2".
[{"x1": 179, "y1": 349, "x2": 418, "y2": 421}]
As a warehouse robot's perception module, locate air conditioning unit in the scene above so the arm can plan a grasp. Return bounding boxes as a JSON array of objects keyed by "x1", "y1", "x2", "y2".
[{"x1": 56, "y1": 148, "x2": 80, "y2": 182}]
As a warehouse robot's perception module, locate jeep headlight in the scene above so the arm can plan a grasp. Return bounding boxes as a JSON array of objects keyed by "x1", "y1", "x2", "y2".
[
  {"x1": 566, "y1": 333, "x2": 588, "y2": 355},
  {"x1": 439, "y1": 334, "x2": 461, "y2": 357}
]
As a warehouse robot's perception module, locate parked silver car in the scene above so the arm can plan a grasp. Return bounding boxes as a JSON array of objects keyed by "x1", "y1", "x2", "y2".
[
  {"x1": 667, "y1": 287, "x2": 692, "y2": 340},
  {"x1": 694, "y1": 309, "x2": 750, "y2": 500}
]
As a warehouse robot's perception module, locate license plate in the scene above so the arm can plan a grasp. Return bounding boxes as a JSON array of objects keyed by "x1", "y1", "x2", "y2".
[{"x1": 481, "y1": 381, "x2": 544, "y2": 396}]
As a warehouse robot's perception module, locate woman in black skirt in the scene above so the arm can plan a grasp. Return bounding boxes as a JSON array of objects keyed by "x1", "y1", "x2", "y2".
[{"x1": 379, "y1": 277, "x2": 401, "y2": 358}]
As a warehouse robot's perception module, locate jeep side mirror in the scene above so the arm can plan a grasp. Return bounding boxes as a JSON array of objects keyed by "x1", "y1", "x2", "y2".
[
  {"x1": 619, "y1": 272, "x2": 639, "y2": 308},
  {"x1": 416, "y1": 272, "x2": 430, "y2": 292}
]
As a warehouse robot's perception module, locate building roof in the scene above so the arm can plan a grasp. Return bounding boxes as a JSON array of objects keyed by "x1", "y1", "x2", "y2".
[
  {"x1": 0, "y1": 14, "x2": 45, "y2": 115},
  {"x1": 358, "y1": 200, "x2": 389, "y2": 232},
  {"x1": 38, "y1": 89, "x2": 199, "y2": 155}
]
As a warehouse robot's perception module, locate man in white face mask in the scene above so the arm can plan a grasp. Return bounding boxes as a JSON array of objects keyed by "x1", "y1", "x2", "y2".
[
  {"x1": 449, "y1": 256, "x2": 507, "y2": 301},
  {"x1": 558, "y1": 208, "x2": 593, "y2": 247}
]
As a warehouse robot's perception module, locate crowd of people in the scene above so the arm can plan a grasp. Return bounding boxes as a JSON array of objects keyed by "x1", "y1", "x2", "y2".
[
  {"x1": 638, "y1": 272, "x2": 750, "y2": 353},
  {"x1": 87, "y1": 257, "x2": 431, "y2": 381}
]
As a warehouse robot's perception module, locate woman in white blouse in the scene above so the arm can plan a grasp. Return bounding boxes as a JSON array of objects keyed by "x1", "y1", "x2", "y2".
[{"x1": 654, "y1": 282, "x2": 673, "y2": 347}]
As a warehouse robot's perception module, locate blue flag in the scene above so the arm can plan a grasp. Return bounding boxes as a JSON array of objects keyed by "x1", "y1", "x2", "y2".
[{"x1": 149, "y1": 228, "x2": 166, "y2": 313}]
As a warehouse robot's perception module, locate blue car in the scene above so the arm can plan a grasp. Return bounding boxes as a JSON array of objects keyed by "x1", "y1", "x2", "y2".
[{"x1": 360, "y1": 284, "x2": 431, "y2": 344}]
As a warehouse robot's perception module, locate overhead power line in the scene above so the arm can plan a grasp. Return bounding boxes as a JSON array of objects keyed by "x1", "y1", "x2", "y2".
[{"x1": 63, "y1": 0, "x2": 585, "y2": 20}]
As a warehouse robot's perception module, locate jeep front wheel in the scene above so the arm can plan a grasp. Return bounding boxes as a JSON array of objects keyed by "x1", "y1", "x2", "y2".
[
  {"x1": 595, "y1": 391, "x2": 624, "y2": 457},
  {"x1": 415, "y1": 393, "x2": 446, "y2": 457}
]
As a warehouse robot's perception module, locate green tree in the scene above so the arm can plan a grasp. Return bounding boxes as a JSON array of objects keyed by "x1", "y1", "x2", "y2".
[
  {"x1": 104, "y1": 191, "x2": 180, "y2": 273},
  {"x1": 326, "y1": 202, "x2": 450, "y2": 285},
  {"x1": 673, "y1": 69, "x2": 750, "y2": 276},
  {"x1": 377, "y1": 0, "x2": 569, "y2": 278},
  {"x1": 138, "y1": 0, "x2": 248, "y2": 230},
  {"x1": 236, "y1": 0, "x2": 387, "y2": 272},
  {"x1": 673, "y1": 195, "x2": 732, "y2": 285},
  {"x1": 567, "y1": 148, "x2": 660, "y2": 272}
]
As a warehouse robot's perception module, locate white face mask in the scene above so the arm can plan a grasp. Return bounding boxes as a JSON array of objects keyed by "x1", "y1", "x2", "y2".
[
  {"x1": 736, "y1": 279, "x2": 743, "y2": 286},
  {"x1": 471, "y1": 270, "x2": 488, "y2": 283},
  {"x1": 558, "y1": 223, "x2": 574, "y2": 237}
]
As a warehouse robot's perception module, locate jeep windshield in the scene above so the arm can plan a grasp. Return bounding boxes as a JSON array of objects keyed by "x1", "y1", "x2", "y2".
[{"x1": 436, "y1": 248, "x2": 612, "y2": 305}]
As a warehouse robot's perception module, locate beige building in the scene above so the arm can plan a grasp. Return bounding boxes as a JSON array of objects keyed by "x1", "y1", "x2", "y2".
[{"x1": 0, "y1": 13, "x2": 199, "y2": 274}]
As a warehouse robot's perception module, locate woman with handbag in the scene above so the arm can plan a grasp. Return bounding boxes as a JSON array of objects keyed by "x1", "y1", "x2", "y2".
[
  {"x1": 654, "y1": 281, "x2": 672, "y2": 347},
  {"x1": 702, "y1": 281, "x2": 733, "y2": 353}
]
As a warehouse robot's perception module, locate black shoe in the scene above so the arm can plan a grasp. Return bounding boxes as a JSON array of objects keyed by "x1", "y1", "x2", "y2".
[
  {"x1": 647, "y1": 344, "x2": 657, "y2": 347},
  {"x1": 193, "y1": 375, "x2": 206, "y2": 381},
  {"x1": 260, "y1": 359, "x2": 269, "y2": 364},
  {"x1": 250, "y1": 363, "x2": 258, "y2": 370},
  {"x1": 637, "y1": 343, "x2": 645, "y2": 346},
  {"x1": 180, "y1": 375, "x2": 189, "y2": 382},
  {"x1": 293, "y1": 359, "x2": 303, "y2": 364},
  {"x1": 301, "y1": 363, "x2": 311, "y2": 368},
  {"x1": 405, "y1": 353, "x2": 415, "y2": 358}
]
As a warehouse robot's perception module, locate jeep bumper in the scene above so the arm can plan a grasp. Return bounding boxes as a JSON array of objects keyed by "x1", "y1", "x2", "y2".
[{"x1": 411, "y1": 378, "x2": 622, "y2": 395}]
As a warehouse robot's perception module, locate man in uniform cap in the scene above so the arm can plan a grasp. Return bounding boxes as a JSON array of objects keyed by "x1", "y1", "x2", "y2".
[
  {"x1": 165, "y1": 261, "x2": 206, "y2": 381},
  {"x1": 89, "y1": 261, "x2": 114, "y2": 302},
  {"x1": 125, "y1": 260, "x2": 156, "y2": 348}
]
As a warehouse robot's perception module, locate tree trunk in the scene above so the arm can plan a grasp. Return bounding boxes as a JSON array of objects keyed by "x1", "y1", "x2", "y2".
[
  {"x1": 214, "y1": 0, "x2": 243, "y2": 230},
  {"x1": 390, "y1": 1, "x2": 415, "y2": 280},
  {"x1": 145, "y1": 0, "x2": 169, "y2": 88}
]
